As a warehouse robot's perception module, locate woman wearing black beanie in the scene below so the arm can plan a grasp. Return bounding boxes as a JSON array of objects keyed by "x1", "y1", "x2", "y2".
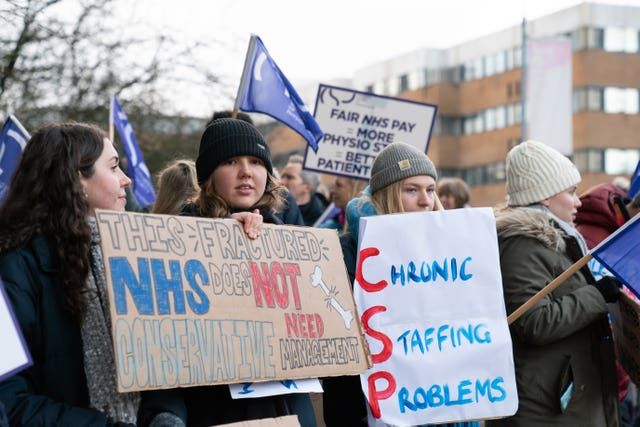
[{"x1": 138, "y1": 118, "x2": 316, "y2": 427}]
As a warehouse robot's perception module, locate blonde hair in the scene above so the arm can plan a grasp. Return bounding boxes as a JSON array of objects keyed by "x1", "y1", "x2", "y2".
[
  {"x1": 152, "y1": 159, "x2": 199, "y2": 215},
  {"x1": 371, "y1": 179, "x2": 444, "y2": 214},
  {"x1": 197, "y1": 172, "x2": 285, "y2": 218}
]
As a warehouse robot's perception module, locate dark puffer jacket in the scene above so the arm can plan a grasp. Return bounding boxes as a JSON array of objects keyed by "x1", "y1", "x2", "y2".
[
  {"x1": 486, "y1": 207, "x2": 619, "y2": 427},
  {"x1": 0, "y1": 235, "x2": 119, "y2": 426}
]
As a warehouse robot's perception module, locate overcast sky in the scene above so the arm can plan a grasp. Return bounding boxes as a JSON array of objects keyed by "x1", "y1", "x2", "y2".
[{"x1": 116, "y1": 0, "x2": 640, "y2": 116}]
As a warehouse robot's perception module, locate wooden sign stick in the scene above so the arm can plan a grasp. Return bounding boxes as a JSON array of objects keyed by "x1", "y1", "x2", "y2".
[{"x1": 507, "y1": 253, "x2": 593, "y2": 324}]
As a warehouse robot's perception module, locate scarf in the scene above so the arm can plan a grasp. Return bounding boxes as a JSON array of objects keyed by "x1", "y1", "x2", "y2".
[
  {"x1": 81, "y1": 217, "x2": 139, "y2": 424},
  {"x1": 521, "y1": 204, "x2": 589, "y2": 255}
]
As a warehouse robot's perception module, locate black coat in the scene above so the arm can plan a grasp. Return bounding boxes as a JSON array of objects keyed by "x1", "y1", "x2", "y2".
[{"x1": 0, "y1": 235, "x2": 118, "y2": 426}]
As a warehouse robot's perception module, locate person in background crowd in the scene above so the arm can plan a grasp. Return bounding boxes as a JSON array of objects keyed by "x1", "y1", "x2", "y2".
[
  {"x1": 0, "y1": 121, "x2": 138, "y2": 426},
  {"x1": 318, "y1": 176, "x2": 366, "y2": 233},
  {"x1": 280, "y1": 154, "x2": 329, "y2": 226},
  {"x1": 487, "y1": 140, "x2": 620, "y2": 426},
  {"x1": 209, "y1": 110, "x2": 304, "y2": 225},
  {"x1": 612, "y1": 176, "x2": 631, "y2": 193},
  {"x1": 575, "y1": 182, "x2": 640, "y2": 427},
  {"x1": 150, "y1": 159, "x2": 199, "y2": 215},
  {"x1": 437, "y1": 177, "x2": 470, "y2": 209},
  {"x1": 138, "y1": 118, "x2": 316, "y2": 427},
  {"x1": 325, "y1": 142, "x2": 478, "y2": 427}
]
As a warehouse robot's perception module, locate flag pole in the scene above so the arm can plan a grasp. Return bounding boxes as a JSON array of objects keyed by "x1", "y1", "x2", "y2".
[
  {"x1": 232, "y1": 34, "x2": 258, "y2": 120},
  {"x1": 109, "y1": 95, "x2": 115, "y2": 143},
  {"x1": 9, "y1": 115, "x2": 30, "y2": 139},
  {"x1": 520, "y1": 17, "x2": 527, "y2": 142},
  {"x1": 507, "y1": 253, "x2": 592, "y2": 324}
]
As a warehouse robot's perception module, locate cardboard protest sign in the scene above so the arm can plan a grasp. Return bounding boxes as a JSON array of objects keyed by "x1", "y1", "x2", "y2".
[
  {"x1": 0, "y1": 277, "x2": 32, "y2": 381},
  {"x1": 609, "y1": 292, "x2": 640, "y2": 386},
  {"x1": 304, "y1": 84, "x2": 437, "y2": 180},
  {"x1": 214, "y1": 415, "x2": 300, "y2": 427},
  {"x1": 354, "y1": 208, "x2": 518, "y2": 425},
  {"x1": 95, "y1": 210, "x2": 371, "y2": 392}
]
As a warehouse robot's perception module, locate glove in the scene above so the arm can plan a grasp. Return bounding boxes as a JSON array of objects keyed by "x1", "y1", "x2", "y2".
[{"x1": 594, "y1": 276, "x2": 622, "y2": 303}]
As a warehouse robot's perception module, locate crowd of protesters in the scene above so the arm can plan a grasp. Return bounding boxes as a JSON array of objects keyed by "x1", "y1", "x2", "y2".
[{"x1": 0, "y1": 114, "x2": 636, "y2": 427}]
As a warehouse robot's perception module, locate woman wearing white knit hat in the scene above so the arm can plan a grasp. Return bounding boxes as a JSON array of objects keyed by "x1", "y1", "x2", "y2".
[{"x1": 487, "y1": 140, "x2": 621, "y2": 426}]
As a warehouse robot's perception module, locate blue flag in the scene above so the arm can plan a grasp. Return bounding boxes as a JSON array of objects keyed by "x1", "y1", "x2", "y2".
[
  {"x1": 591, "y1": 213, "x2": 640, "y2": 299},
  {"x1": 628, "y1": 159, "x2": 640, "y2": 198},
  {"x1": 235, "y1": 35, "x2": 323, "y2": 152},
  {"x1": 0, "y1": 115, "x2": 30, "y2": 203},
  {"x1": 112, "y1": 96, "x2": 156, "y2": 208}
]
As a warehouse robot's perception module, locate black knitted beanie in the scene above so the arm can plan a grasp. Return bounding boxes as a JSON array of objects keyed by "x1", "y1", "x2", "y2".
[{"x1": 196, "y1": 118, "x2": 273, "y2": 184}]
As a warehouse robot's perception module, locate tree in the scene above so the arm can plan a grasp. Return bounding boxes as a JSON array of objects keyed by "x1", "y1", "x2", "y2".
[
  {"x1": 0, "y1": 0, "x2": 235, "y2": 126},
  {"x1": 0, "y1": 0, "x2": 241, "y2": 185}
]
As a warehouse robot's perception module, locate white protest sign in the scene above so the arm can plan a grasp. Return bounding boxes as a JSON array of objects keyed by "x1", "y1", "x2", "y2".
[
  {"x1": 354, "y1": 208, "x2": 517, "y2": 425},
  {"x1": 305, "y1": 84, "x2": 437, "y2": 180},
  {"x1": 0, "y1": 277, "x2": 32, "y2": 381},
  {"x1": 229, "y1": 378, "x2": 323, "y2": 399}
]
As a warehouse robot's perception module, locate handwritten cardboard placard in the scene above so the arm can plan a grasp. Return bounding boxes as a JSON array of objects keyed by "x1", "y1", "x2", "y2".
[
  {"x1": 609, "y1": 292, "x2": 640, "y2": 386},
  {"x1": 0, "y1": 277, "x2": 32, "y2": 381},
  {"x1": 354, "y1": 208, "x2": 518, "y2": 425},
  {"x1": 95, "y1": 210, "x2": 371, "y2": 392},
  {"x1": 304, "y1": 84, "x2": 437, "y2": 180}
]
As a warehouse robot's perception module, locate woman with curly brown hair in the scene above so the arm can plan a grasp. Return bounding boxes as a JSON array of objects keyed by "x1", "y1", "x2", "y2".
[{"x1": 0, "y1": 121, "x2": 138, "y2": 426}]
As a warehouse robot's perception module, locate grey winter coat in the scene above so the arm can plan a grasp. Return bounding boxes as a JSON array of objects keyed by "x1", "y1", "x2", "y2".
[{"x1": 486, "y1": 208, "x2": 619, "y2": 427}]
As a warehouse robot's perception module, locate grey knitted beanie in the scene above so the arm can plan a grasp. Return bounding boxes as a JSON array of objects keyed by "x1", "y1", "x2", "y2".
[
  {"x1": 369, "y1": 142, "x2": 437, "y2": 193},
  {"x1": 196, "y1": 118, "x2": 273, "y2": 185},
  {"x1": 506, "y1": 140, "x2": 581, "y2": 206}
]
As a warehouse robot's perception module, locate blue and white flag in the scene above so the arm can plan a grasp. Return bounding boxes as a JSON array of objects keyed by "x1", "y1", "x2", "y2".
[
  {"x1": 0, "y1": 115, "x2": 30, "y2": 203},
  {"x1": 111, "y1": 96, "x2": 155, "y2": 208},
  {"x1": 628, "y1": 159, "x2": 640, "y2": 198},
  {"x1": 235, "y1": 34, "x2": 323, "y2": 152},
  {"x1": 591, "y1": 213, "x2": 640, "y2": 299}
]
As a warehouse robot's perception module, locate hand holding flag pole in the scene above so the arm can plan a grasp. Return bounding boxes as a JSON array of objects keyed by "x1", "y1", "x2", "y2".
[
  {"x1": 233, "y1": 34, "x2": 324, "y2": 152},
  {"x1": 507, "y1": 213, "x2": 640, "y2": 324}
]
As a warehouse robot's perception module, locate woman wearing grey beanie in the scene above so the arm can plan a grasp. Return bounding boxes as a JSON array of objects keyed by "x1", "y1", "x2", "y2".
[
  {"x1": 487, "y1": 140, "x2": 621, "y2": 426},
  {"x1": 323, "y1": 142, "x2": 480, "y2": 427}
]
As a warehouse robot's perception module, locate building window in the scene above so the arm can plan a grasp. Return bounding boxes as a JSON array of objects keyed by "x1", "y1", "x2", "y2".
[
  {"x1": 587, "y1": 87, "x2": 603, "y2": 111},
  {"x1": 495, "y1": 106, "x2": 506, "y2": 129},
  {"x1": 604, "y1": 27, "x2": 639, "y2": 53},
  {"x1": 605, "y1": 148, "x2": 640, "y2": 174},
  {"x1": 475, "y1": 57, "x2": 485, "y2": 79},
  {"x1": 495, "y1": 51, "x2": 506, "y2": 74},
  {"x1": 590, "y1": 28, "x2": 605, "y2": 49},
  {"x1": 485, "y1": 108, "x2": 496, "y2": 131},
  {"x1": 513, "y1": 46, "x2": 522, "y2": 68},
  {"x1": 604, "y1": 87, "x2": 639, "y2": 114},
  {"x1": 399, "y1": 74, "x2": 409, "y2": 92},
  {"x1": 485, "y1": 54, "x2": 496, "y2": 77}
]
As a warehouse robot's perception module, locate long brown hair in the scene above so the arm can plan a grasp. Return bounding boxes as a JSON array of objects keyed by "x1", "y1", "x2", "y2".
[{"x1": 0, "y1": 121, "x2": 106, "y2": 318}]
